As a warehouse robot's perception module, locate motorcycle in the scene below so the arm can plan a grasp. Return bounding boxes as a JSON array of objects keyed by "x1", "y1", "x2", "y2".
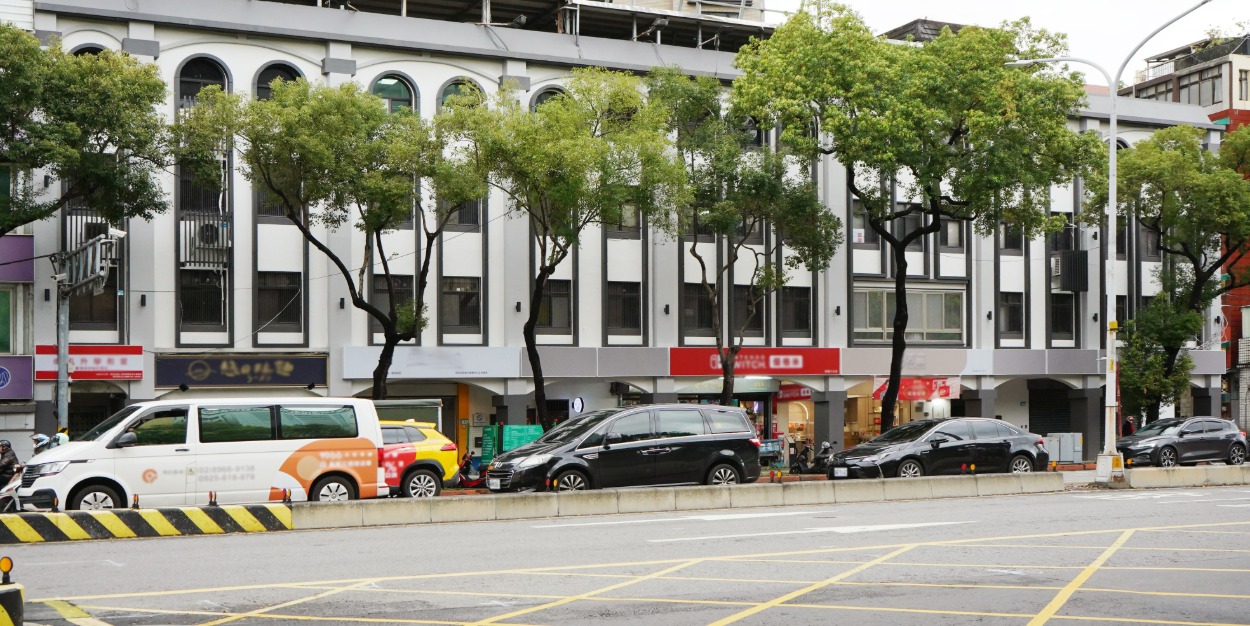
[
  {"x1": 791, "y1": 441, "x2": 834, "y2": 475},
  {"x1": 0, "y1": 465, "x2": 23, "y2": 513},
  {"x1": 456, "y1": 451, "x2": 487, "y2": 489}
]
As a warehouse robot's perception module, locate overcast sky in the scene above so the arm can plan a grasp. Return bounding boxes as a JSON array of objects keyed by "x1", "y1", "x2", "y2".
[{"x1": 763, "y1": 1, "x2": 1247, "y2": 87}]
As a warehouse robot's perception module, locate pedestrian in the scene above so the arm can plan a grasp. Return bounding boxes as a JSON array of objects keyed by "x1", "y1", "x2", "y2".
[
  {"x1": 1122, "y1": 416, "x2": 1135, "y2": 436},
  {"x1": 0, "y1": 441, "x2": 19, "y2": 486}
]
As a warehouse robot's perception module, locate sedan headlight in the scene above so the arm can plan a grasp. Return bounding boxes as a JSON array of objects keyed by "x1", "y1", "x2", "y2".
[
  {"x1": 1133, "y1": 440, "x2": 1159, "y2": 449},
  {"x1": 515, "y1": 454, "x2": 552, "y2": 470},
  {"x1": 32, "y1": 461, "x2": 70, "y2": 476}
]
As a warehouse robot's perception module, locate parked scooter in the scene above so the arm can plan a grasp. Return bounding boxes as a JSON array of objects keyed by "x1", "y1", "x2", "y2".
[
  {"x1": 791, "y1": 441, "x2": 834, "y2": 475},
  {"x1": 457, "y1": 451, "x2": 487, "y2": 489},
  {"x1": 0, "y1": 465, "x2": 23, "y2": 513}
]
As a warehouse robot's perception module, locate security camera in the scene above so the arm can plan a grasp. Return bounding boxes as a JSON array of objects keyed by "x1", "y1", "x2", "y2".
[
  {"x1": 51, "y1": 273, "x2": 68, "y2": 282},
  {"x1": 107, "y1": 227, "x2": 128, "y2": 239}
]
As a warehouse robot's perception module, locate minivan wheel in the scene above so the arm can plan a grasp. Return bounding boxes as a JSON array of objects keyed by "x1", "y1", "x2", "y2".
[
  {"x1": 1157, "y1": 446, "x2": 1178, "y2": 467},
  {"x1": 310, "y1": 476, "x2": 356, "y2": 502},
  {"x1": 707, "y1": 464, "x2": 740, "y2": 486},
  {"x1": 553, "y1": 470, "x2": 588, "y2": 491},
  {"x1": 73, "y1": 485, "x2": 120, "y2": 510},
  {"x1": 402, "y1": 469, "x2": 441, "y2": 498},
  {"x1": 896, "y1": 459, "x2": 924, "y2": 478},
  {"x1": 1009, "y1": 455, "x2": 1034, "y2": 473},
  {"x1": 1228, "y1": 443, "x2": 1246, "y2": 466}
]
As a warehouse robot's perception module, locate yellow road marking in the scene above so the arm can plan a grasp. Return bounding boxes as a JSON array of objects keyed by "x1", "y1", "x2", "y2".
[
  {"x1": 1, "y1": 515, "x2": 44, "y2": 543},
  {"x1": 788, "y1": 602, "x2": 1032, "y2": 619},
  {"x1": 180, "y1": 508, "x2": 224, "y2": 534},
  {"x1": 45, "y1": 513, "x2": 91, "y2": 541},
  {"x1": 707, "y1": 544, "x2": 918, "y2": 626},
  {"x1": 45, "y1": 600, "x2": 112, "y2": 626},
  {"x1": 1028, "y1": 529, "x2": 1135, "y2": 626},
  {"x1": 137, "y1": 511, "x2": 180, "y2": 536},
  {"x1": 78, "y1": 605, "x2": 541, "y2": 625},
  {"x1": 197, "y1": 578, "x2": 380, "y2": 626},
  {"x1": 1049, "y1": 617, "x2": 1250, "y2": 626},
  {"x1": 84, "y1": 511, "x2": 135, "y2": 539},
  {"x1": 470, "y1": 559, "x2": 705, "y2": 625},
  {"x1": 221, "y1": 506, "x2": 266, "y2": 533},
  {"x1": 263, "y1": 503, "x2": 292, "y2": 529},
  {"x1": 929, "y1": 542, "x2": 1250, "y2": 554}
]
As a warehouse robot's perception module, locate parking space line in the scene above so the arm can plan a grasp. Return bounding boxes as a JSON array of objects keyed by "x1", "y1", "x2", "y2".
[
  {"x1": 197, "y1": 578, "x2": 382, "y2": 626},
  {"x1": 787, "y1": 602, "x2": 1032, "y2": 619},
  {"x1": 706, "y1": 544, "x2": 918, "y2": 626},
  {"x1": 77, "y1": 605, "x2": 542, "y2": 625},
  {"x1": 1027, "y1": 530, "x2": 1135, "y2": 626}
]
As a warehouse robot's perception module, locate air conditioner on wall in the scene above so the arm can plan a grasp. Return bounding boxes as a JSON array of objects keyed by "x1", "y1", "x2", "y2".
[
  {"x1": 1050, "y1": 257, "x2": 1062, "y2": 277},
  {"x1": 195, "y1": 222, "x2": 230, "y2": 247}
]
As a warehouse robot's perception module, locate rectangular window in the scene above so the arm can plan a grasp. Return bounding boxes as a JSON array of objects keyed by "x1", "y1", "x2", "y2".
[
  {"x1": 130, "y1": 409, "x2": 189, "y2": 446},
  {"x1": 179, "y1": 162, "x2": 226, "y2": 215},
  {"x1": 1115, "y1": 217, "x2": 1127, "y2": 259},
  {"x1": 898, "y1": 208, "x2": 923, "y2": 250},
  {"x1": 604, "y1": 281, "x2": 642, "y2": 333},
  {"x1": 443, "y1": 199, "x2": 480, "y2": 231},
  {"x1": 1050, "y1": 292, "x2": 1075, "y2": 341},
  {"x1": 255, "y1": 188, "x2": 286, "y2": 218},
  {"x1": 1049, "y1": 213, "x2": 1076, "y2": 251},
  {"x1": 939, "y1": 217, "x2": 963, "y2": 249},
  {"x1": 1178, "y1": 72, "x2": 1198, "y2": 104},
  {"x1": 1140, "y1": 228, "x2": 1162, "y2": 260},
  {"x1": 278, "y1": 405, "x2": 357, "y2": 439},
  {"x1": 780, "y1": 286, "x2": 812, "y2": 336},
  {"x1": 998, "y1": 292, "x2": 1024, "y2": 339},
  {"x1": 179, "y1": 269, "x2": 227, "y2": 328},
  {"x1": 732, "y1": 285, "x2": 764, "y2": 337},
  {"x1": 1241, "y1": 70, "x2": 1249, "y2": 101},
  {"x1": 1116, "y1": 295, "x2": 1128, "y2": 326},
  {"x1": 0, "y1": 163, "x2": 10, "y2": 202},
  {"x1": 370, "y1": 274, "x2": 413, "y2": 335},
  {"x1": 850, "y1": 200, "x2": 879, "y2": 247},
  {"x1": 684, "y1": 210, "x2": 716, "y2": 239},
  {"x1": 853, "y1": 289, "x2": 962, "y2": 343},
  {"x1": 257, "y1": 271, "x2": 302, "y2": 332},
  {"x1": 999, "y1": 223, "x2": 1023, "y2": 254},
  {"x1": 682, "y1": 283, "x2": 715, "y2": 336},
  {"x1": 440, "y1": 276, "x2": 481, "y2": 333},
  {"x1": 1200, "y1": 67, "x2": 1223, "y2": 106},
  {"x1": 738, "y1": 218, "x2": 764, "y2": 245},
  {"x1": 199, "y1": 406, "x2": 275, "y2": 443},
  {"x1": 70, "y1": 267, "x2": 119, "y2": 330},
  {"x1": 655, "y1": 409, "x2": 707, "y2": 438},
  {"x1": 604, "y1": 205, "x2": 641, "y2": 239},
  {"x1": 0, "y1": 289, "x2": 11, "y2": 354},
  {"x1": 537, "y1": 279, "x2": 572, "y2": 334}
]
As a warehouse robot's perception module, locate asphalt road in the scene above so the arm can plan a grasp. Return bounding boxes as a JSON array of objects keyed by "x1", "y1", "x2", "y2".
[{"x1": 10, "y1": 484, "x2": 1250, "y2": 625}]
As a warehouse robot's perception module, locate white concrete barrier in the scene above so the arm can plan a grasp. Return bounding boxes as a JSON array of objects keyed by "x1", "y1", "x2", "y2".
[
  {"x1": 1125, "y1": 465, "x2": 1250, "y2": 489},
  {"x1": 1019, "y1": 472, "x2": 1065, "y2": 493},
  {"x1": 557, "y1": 490, "x2": 619, "y2": 516},
  {"x1": 882, "y1": 477, "x2": 934, "y2": 501},
  {"x1": 781, "y1": 481, "x2": 834, "y2": 506},
  {"x1": 293, "y1": 500, "x2": 365, "y2": 530},
  {"x1": 926, "y1": 476, "x2": 981, "y2": 499},
  {"x1": 974, "y1": 474, "x2": 1024, "y2": 496},
  {"x1": 673, "y1": 485, "x2": 733, "y2": 511},
  {"x1": 429, "y1": 496, "x2": 495, "y2": 523},
  {"x1": 495, "y1": 493, "x2": 559, "y2": 520},
  {"x1": 831, "y1": 479, "x2": 887, "y2": 503},
  {"x1": 361, "y1": 498, "x2": 433, "y2": 527},
  {"x1": 729, "y1": 483, "x2": 784, "y2": 508},
  {"x1": 617, "y1": 487, "x2": 676, "y2": 513}
]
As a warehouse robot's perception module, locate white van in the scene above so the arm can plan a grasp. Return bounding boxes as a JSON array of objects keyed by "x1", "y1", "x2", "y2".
[{"x1": 17, "y1": 398, "x2": 388, "y2": 510}]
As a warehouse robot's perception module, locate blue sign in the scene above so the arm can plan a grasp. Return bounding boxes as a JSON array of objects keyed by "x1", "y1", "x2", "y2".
[
  {"x1": 0, "y1": 357, "x2": 33, "y2": 400},
  {"x1": 0, "y1": 366, "x2": 9, "y2": 389}
]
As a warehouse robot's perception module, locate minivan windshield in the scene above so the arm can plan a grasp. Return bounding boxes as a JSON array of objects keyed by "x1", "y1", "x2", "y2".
[
  {"x1": 536, "y1": 409, "x2": 622, "y2": 444},
  {"x1": 77, "y1": 405, "x2": 142, "y2": 442},
  {"x1": 1134, "y1": 418, "x2": 1184, "y2": 437},
  {"x1": 871, "y1": 421, "x2": 935, "y2": 444}
]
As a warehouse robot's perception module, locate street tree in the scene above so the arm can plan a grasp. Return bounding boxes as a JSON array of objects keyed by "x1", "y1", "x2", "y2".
[
  {"x1": 0, "y1": 25, "x2": 170, "y2": 237},
  {"x1": 175, "y1": 79, "x2": 487, "y2": 399},
  {"x1": 1117, "y1": 295, "x2": 1201, "y2": 422},
  {"x1": 448, "y1": 67, "x2": 688, "y2": 430},
  {"x1": 646, "y1": 66, "x2": 842, "y2": 406},
  {"x1": 1096, "y1": 124, "x2": 1250, "y2": 421},
  {"x1": 733, "y1": 2, "x2": 1100, "y2": 430}
]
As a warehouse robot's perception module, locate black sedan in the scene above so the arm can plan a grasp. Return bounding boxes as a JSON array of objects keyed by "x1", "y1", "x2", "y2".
[
  {"x1": 1116, "y1": 417, "x2": 1247, "y2": 467},
  {"x1": 827, "y1": 418, "x2": 1049, "y2": 479}
]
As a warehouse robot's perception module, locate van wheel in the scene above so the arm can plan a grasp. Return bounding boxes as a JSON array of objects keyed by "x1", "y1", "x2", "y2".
[
  {"x1": 707, "y1": 464, "x2": 740, "y2": 486},
  {"x1": 73, "y1": 485, "x2": 121, "y2": 510},
  {"x1": 402, "y1": 469, "x2": 441, "y2": 498},
  {"x1": 553, "y1": 470, "x2": 588, "y2": 491},
  {"x1": 310, "y1": 476, "x2": 356, "y2": 502}
]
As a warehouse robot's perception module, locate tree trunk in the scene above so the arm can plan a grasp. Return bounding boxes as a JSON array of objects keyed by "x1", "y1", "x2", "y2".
[
  {"x1": 524, "y1": 269, "x2": 554, "y2": 430},
  {"x1": 718, "y1": 346, "x2": 740, "y2": 406},
  {"x1": 371, "y1": 335, "x2": 399, "y2": 400},
  {"x1": 880, "y1": 246, "x2": 910, "y2": 432}
]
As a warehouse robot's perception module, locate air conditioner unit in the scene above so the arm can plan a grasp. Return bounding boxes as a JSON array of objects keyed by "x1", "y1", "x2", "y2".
[
  {"x1": 1051, "y1": 257, "x2": 1062, "y2": 277},
  {"x1": 195, "y1": 222, "x2": 230, "y2": 247}
]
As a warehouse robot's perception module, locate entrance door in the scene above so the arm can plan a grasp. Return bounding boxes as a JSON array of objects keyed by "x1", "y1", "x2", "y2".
[{"x1": 113, "y1": 407, "x2": 193, "y2": 507}]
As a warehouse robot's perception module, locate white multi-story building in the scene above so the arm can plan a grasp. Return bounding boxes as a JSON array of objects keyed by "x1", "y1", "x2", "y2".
[{"x1": 3, "y1": 1, "x2": 1225, "y2": 460}]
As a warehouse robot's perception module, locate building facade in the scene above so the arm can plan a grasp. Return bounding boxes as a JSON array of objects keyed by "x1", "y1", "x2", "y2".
[{"x1": 4, "y1": 0, "x2": 1227, "y2": 461}]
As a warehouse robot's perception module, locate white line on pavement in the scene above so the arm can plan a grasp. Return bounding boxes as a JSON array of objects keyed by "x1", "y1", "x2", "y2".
[
  {"x1": 533, "y1": 510, "x2": 835, "y2": 528},
  {"x1": 1160, "y1": 497, "x2": 1250, "y2": 504},
  {"x1": 648, "y1": 521, "x2": 974, "y2": 543}
]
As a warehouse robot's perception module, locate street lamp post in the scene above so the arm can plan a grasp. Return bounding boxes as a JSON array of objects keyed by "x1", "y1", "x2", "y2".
[{"x1": 1008, "y1": 0, "x2": 1214, "y2": 483}]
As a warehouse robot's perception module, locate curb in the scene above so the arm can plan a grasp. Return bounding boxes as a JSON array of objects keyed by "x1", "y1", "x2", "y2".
[{"x1": 0, "y1": 504, "x2": 291, "y2": 544}]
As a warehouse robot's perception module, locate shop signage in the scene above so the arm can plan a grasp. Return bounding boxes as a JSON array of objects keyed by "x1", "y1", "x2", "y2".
[
  {"x1": 35, "y1": 345, "x2": 144, "y2": 381},
  {"x1": 0, "y1": 356, "x2": 34, "y2": 400},
  {"x1": 669, "y1": 347, "x2": 840, "y2": 377},
  {"x1": 342, "y1": 346, "x2": 521, "y2": 379},
  {"x1": 0, "y1": 235, "x2": 34, "y2": 283},
  {"x1": 155, "y1": 353, "x2": 327, "y2": 388},
  {"x1": 501, "y1": 425, "x2": 543, "y2": 452},
  {"x1": 481, "y1": 426, "x2": 498, "y2": 463},
  {"x1": 871, "y1": 376, "x2": 961, "y2": 401},
  {"x1": 776, "y1": 384, "x2": 814, "y2": 402},
  {"x1": 677, "y1": 377, "x2": 779, "y2": 394}
]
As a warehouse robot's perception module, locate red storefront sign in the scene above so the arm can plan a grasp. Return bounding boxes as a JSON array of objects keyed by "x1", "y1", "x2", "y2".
[
  {"x1": 776, "y1": 384, "x2": 814, "y2": 402},
  {"x1": 35, "y1": 345, "x2": 144, "y2": 381},
  {"x1": 872, "y1": 376, "x2": 961, "y2": 401},
  {"x1": 669, "y1": 348, "x2": 840, "y2": 377}
]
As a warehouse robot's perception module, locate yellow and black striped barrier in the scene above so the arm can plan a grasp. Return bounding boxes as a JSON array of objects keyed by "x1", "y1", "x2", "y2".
[
  {"x1": 0, "y1": 556, "x2": 22, "y2": 625},
  {"x1": 0, "y1": 504, "x2": 291, "y2": 544}
]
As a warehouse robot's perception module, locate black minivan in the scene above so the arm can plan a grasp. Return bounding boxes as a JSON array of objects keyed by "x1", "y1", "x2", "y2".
[{"x1": 485, "y1": 404, "x2": 761, "y2": 492}]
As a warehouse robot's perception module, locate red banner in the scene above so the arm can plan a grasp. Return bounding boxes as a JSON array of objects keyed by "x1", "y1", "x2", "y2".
[
  {"x1": 669, "y1": 348, "x2": 840, "y2": 377},
  {"x1": 872, "y1": 377, "x2": 960, "y2": 401},
  {"x1": 776, "y1": 384, "x2": 814, "y2": 402},
  {"x1": 35, "y1": 344, "x2": 144, "y2": 381}
]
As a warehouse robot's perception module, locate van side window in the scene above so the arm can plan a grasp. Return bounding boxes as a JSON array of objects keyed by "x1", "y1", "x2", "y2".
[
  {"x1": 200, "y1": 406, "x2": 275, "y2": 443},
  {"x1": 128, "y1": 409, "x2": 189, "y2": 446},
  {"x1": 707, "y1": 411, "x2": 750, "y2": 434},
  {"x1": 655, "y1": 409, "x2": 706, "y2": 438},
  {"x1": 609, "y1": 413, "x2": 655, "y2": 443},
  {"x1": 279, "y1": 405, "x2": 357, "y2": 439}
]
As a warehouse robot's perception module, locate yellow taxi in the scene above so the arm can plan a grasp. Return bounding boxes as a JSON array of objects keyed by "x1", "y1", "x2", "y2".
[{"x1": 379, "y1": 420, "x2": 459, "y2": 497}]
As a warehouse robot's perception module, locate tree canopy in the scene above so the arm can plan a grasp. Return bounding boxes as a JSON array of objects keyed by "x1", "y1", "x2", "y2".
[{"x1": 0, "y1": 25, "x2": 170, "y2": 237}]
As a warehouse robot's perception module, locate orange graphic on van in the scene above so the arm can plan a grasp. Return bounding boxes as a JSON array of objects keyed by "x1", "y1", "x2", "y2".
[
  {"x1": 142, "y1": 469, "x2": 158, "y2": 483},
  {"x1": 272, "y1": 438, "x2": 379, "y2": 500}
]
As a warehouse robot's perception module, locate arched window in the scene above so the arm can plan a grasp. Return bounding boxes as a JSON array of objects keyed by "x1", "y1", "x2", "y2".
[
  {"x1": 439, "y1": 79, "x2": 481, "y2": 109},
  {"x1": 530, "y1": 88, "x2": 564, "y2": 112},
  {"x1": 178, "y1": 57, "x2": 228, "y2": 109},
  {"x1": 255, "y1": 63, "x2": 300, "y2": 100},
  {"x1": 71, "y1": 45, "x2": 106, "y2": 56},
  {"x1": 372, "y1": 74, "x2": 415, "y2": 114}
]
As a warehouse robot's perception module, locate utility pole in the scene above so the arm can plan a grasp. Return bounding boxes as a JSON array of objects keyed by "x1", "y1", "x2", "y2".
[{"x1": 49, "y1": 230, "x2": 126, "y2": 431}]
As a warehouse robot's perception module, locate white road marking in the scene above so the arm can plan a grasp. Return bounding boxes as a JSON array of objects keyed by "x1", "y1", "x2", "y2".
[
  {"x1": 26, "y1": 560, "x2": 125, "y2": 567},
  {"x1": 480, "y1": 601, "x2": 517, "y2": 607},
  {"x1": 1075, "y1": 492, "x2": 1206, "y2": 500},
  {"x1": 532, "y1": 510, "x2": 834, "y2": 528},
  {"x1": 986, "y1": 569, "x2": 1029, "y2": 576},
  {"x1": 648, "y1": 521, "x2": 974, "y2": 543},
  {"x1": 1160, "y1": 497, "x2": 1250, "y2": 504},
  {"x1": 1217, "y1": 504, "x2": 1250, "y2": 508}
]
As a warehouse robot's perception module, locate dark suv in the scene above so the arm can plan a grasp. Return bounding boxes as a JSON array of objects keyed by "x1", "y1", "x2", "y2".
[
  {"x1": 485, "y1": 404, "x2": 761, "y2": 492},
  {"x1": 1116, "y1": 417, "x2": 1247, "y2": 467}
]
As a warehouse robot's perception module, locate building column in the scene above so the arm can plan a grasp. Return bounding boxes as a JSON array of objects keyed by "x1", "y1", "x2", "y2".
[
  {"x1": 491, "y1": 394, "x2": 529, "y2": 425},
  {"x1": 1069, "y1": 387, "x2": 1102, "y2": 461},
  {"x1": 1192, "y1": 386, "x2": 1221, "y2": 416},
  {"x1": 961, "y1": 389, "x2": 997, "y2": 418},
  {"x1": 812, "y1": 390, "x2": 848, "y2": 449}
]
